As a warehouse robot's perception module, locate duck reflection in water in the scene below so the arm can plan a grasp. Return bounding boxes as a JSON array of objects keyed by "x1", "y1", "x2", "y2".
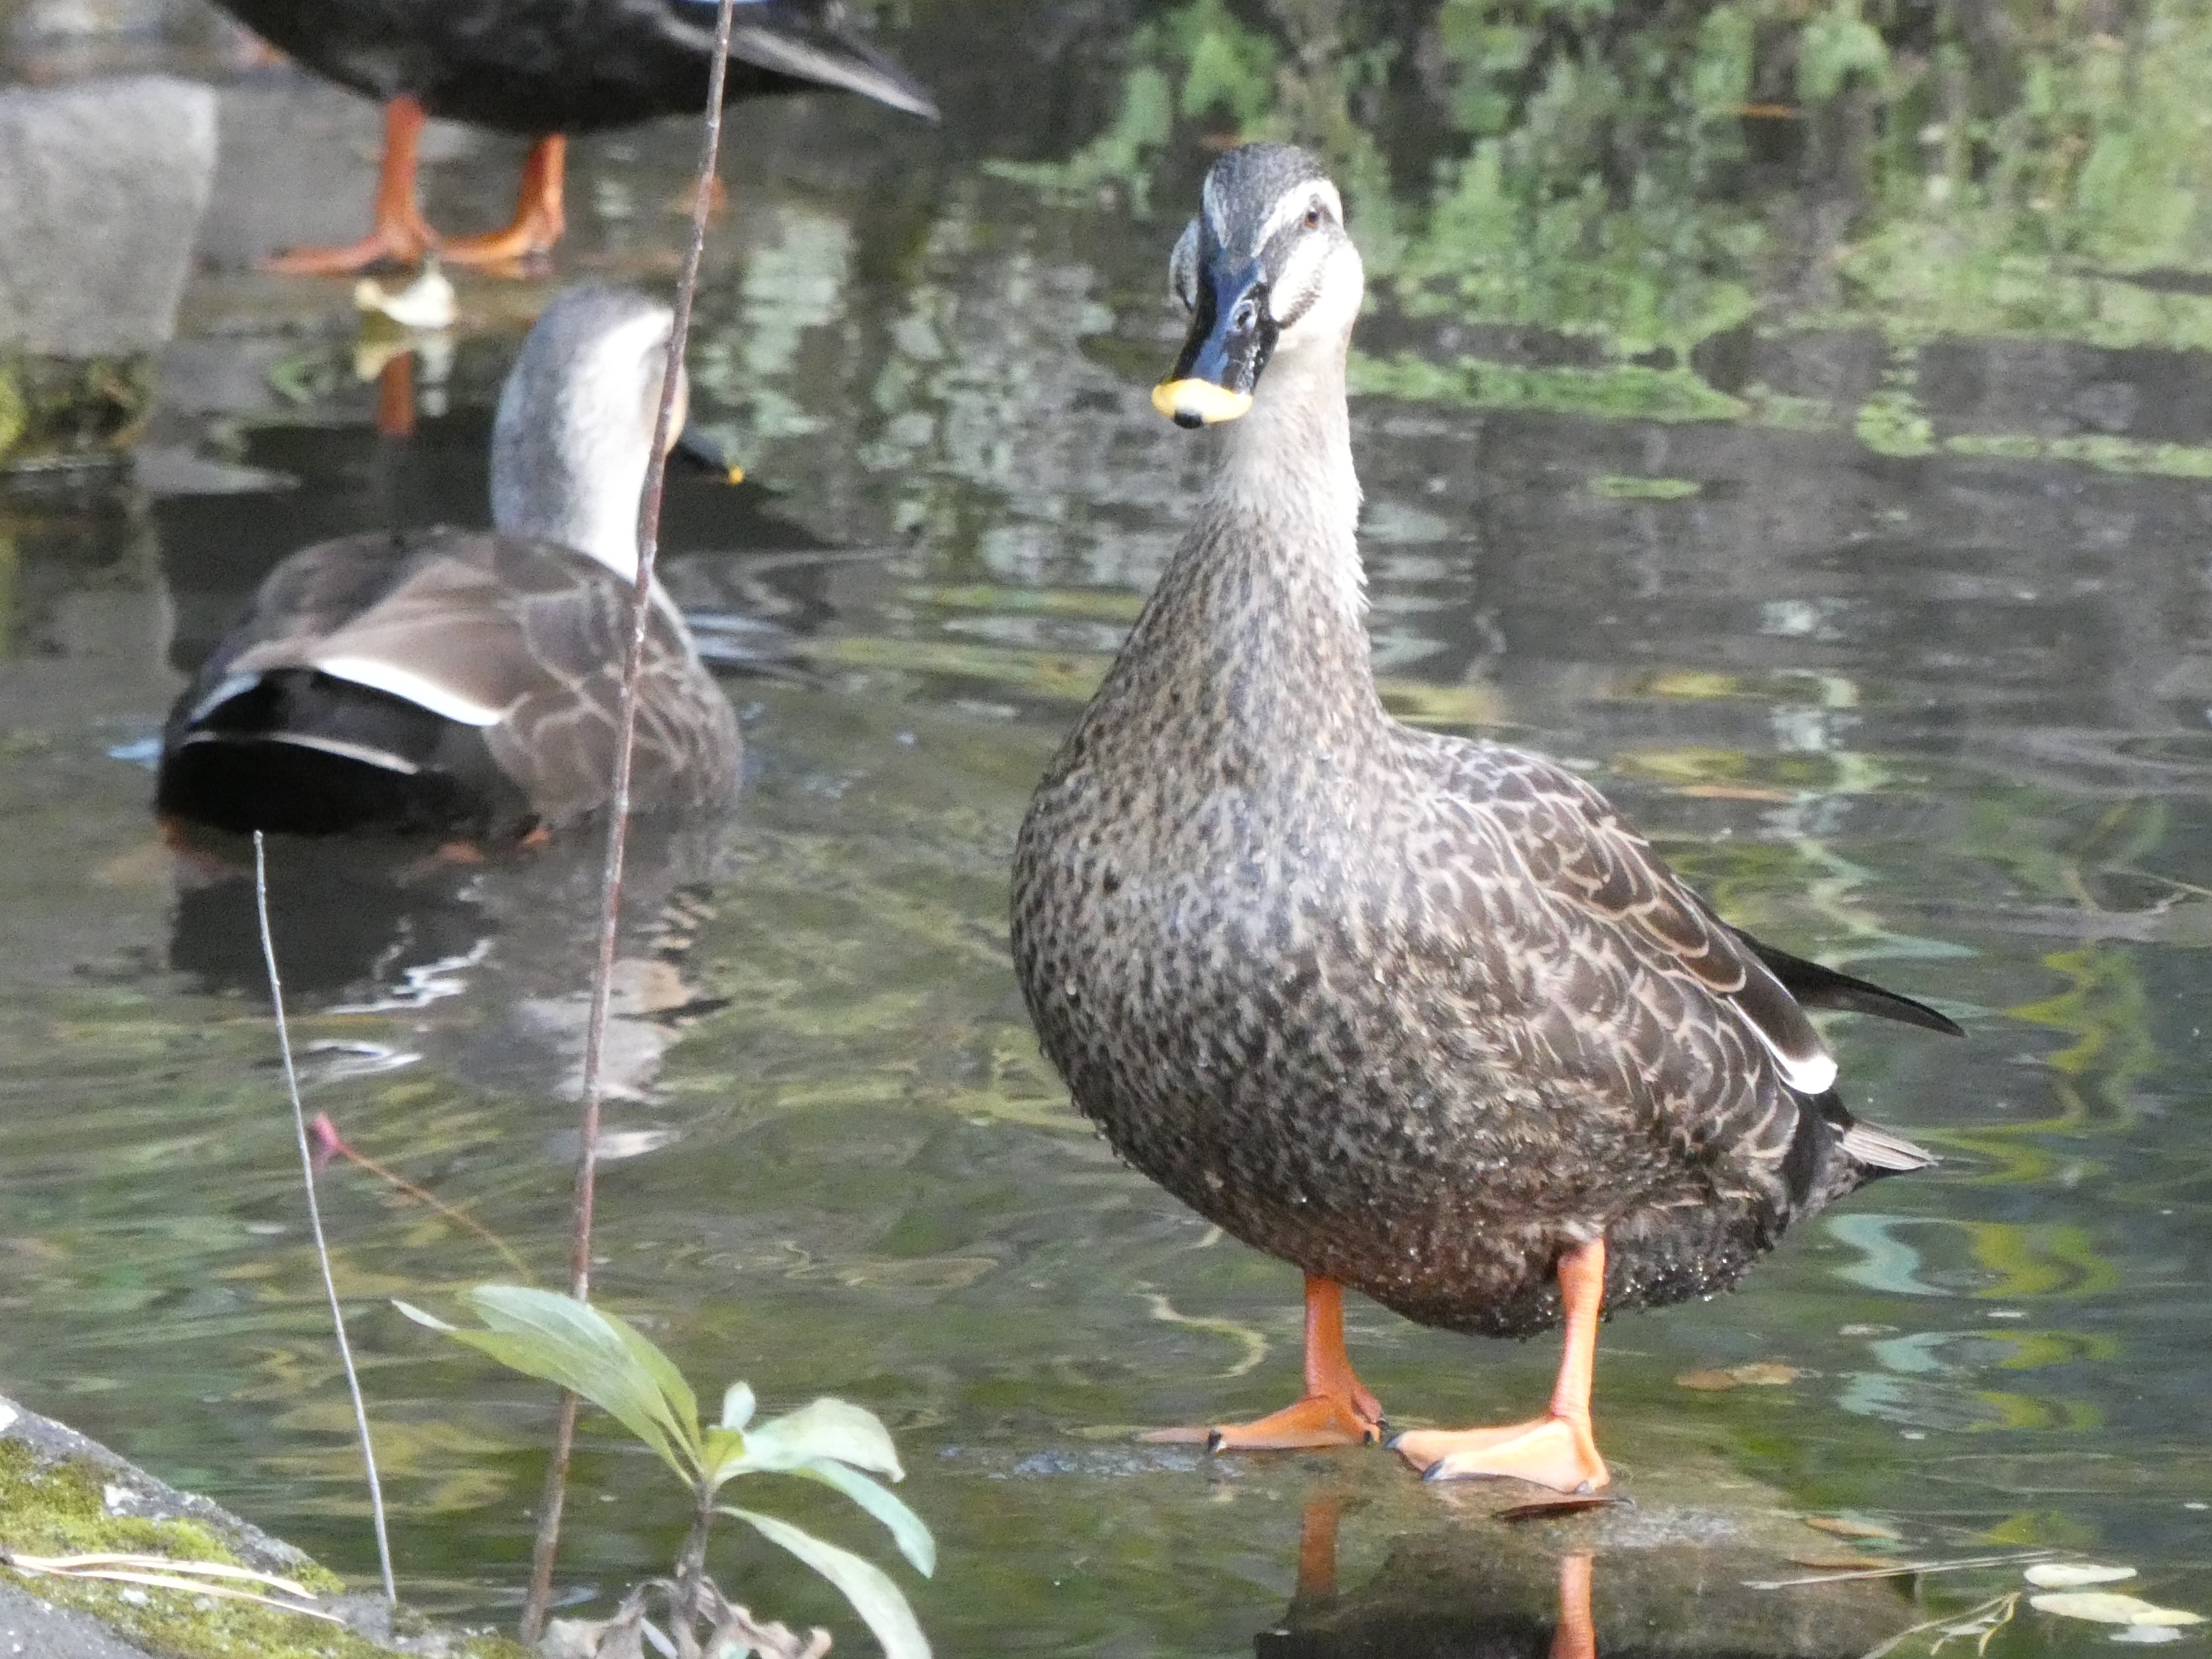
[
  {"x1": 1256, "y1": 1491, "x2": 1912, "y2": 1659},
  {"x1": 167, "y1": 822, "x2": 729, "y2": 1110}
]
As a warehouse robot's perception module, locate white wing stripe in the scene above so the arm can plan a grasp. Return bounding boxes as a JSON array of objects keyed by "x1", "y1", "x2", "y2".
[{"x1": 312, "y1": 655, "x2": 511, "y2": 727}]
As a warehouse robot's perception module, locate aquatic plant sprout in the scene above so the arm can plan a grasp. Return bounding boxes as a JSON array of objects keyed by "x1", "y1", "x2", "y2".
[{"x1": 396, "y1": 1286, "x2": 933, "y2": 1658}]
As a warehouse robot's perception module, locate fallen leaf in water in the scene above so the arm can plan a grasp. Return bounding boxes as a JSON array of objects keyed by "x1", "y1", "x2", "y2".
[
  {"x1": 1732, "y1": 1362, "x2": 1802, "y2": 1385},
  {"x1": 2030, "y1": 1592, "x2": 2203, "y2": 1627},
  {"x1": 1804, "y1": 1515, "x2": 1902, "y2": 1541},
  {"x1": 2025, "y1": 1563, "x2": 2137, "y2": 1589},
  {"x1": 1788, "y1": 1553, "x2": 1898, "y2": 1572},
  {"x1": 1676, "y1": 1361, "x2": 1802, "y2": 1391}
]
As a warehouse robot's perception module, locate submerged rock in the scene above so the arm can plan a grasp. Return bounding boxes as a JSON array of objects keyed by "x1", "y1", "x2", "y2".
[{"x1": 0, "y1": 74, "x2": 216, "y2": 469}]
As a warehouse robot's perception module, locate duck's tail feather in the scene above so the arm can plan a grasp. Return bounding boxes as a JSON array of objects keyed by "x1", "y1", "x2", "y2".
[
  {"x1": 1734, "y1": 930, "x2": 1964, "y2": 1036},
  {"x1": 1839, "y1": 1120, "x2": 1939, "y2": 1174}
]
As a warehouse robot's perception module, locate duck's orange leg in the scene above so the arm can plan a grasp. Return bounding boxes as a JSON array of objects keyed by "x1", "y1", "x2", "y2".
[
  {"x1": 1393, "y1": 1238, "x2": 1611, "y2": 1492},
  {"x1": 1144, "y1": 1276, "x2": 1384, "y2": 1450},
  {"x1": 436, "y1": 135, "x2": 568, "y2": 266},
  {"x1": 264, "y1": 96, "x2": 438, "y2": 274}
]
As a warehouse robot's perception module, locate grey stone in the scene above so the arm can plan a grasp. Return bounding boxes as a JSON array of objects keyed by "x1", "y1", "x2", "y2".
[{"x1": 0, "y1": 74, "x2": 217, "y2": 356}]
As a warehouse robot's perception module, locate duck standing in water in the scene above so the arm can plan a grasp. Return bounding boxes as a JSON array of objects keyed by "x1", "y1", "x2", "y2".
[
  {"x1": 218, "y1": 0, "x2": 937, "y2": 272},
  {"x1": 1010, "y1": 145, "x2": 1959, "y2": 1492},
  {"x1": 159, "y1": 285, "x2": 740, "y2": 843}
]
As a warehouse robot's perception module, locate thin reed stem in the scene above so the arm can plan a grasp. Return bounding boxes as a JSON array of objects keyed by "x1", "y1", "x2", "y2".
[
  {"x1": 518, "y1": 0, "x2": 740, "y2": 1637},
  {"x1": 253, "y1": 831, "x2": 398, "y2": 1605}
]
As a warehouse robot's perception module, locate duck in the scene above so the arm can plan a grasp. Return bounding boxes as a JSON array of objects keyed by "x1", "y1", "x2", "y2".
[
  {"x1": 158, "y1": 284, "x2": 741, "y2": 843},
  {"x1": 215, "y1": 0, "x2": 938, "y2": 273},
  {"x1": 1008, "y1": 143, "x2": 1962, "y2": 1493}
]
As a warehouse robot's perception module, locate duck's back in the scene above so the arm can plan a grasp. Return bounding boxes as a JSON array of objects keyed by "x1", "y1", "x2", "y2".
[
  {"x1": 1013, "y1": 656, "x2": 1925, "y2": 1337},
  {"x1": 160, "y1": 526, "x2": 739, "y2": 839},
  {"x1": 218, "y1": 0, "x2": 923, "y2": 132}
]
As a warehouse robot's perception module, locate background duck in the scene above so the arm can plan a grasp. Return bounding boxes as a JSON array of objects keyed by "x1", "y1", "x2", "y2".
[
  {"x1": 158, "y1": 284, "x2": 740, "y2": 843},
  {"x1": 1010, "y1": 144, "x2": 1962, "y2": 1494},
  {"x1": 215, "y1": 0, "x2": 938, "y2": 272}
]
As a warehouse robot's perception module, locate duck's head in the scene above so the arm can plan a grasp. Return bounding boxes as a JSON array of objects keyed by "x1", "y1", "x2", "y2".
[
  {"x1": 1153, "y1": 143, "x2": 1363, "y2": 429},
  {"x1": 491, "y1": 285, "x2": 689, "y2": 579}
]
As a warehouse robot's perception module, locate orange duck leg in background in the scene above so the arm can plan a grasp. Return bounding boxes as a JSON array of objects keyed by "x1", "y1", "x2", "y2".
[
  {"x1": 264, "y1": 96, "x2": 438, "y2": 274},
  {"x1": 1145, "y1": 1276, "x2": 1385, "y2": 1451},
  {"x1": 436, "y1": 134, "x2": 567, "y2": 266},
  {"x1": 263, "y1": 104, "x2": 568, "y2": 274},
  {"x1": 1393, "y1": 1238, "x2": 1611, "y2": 1492}
]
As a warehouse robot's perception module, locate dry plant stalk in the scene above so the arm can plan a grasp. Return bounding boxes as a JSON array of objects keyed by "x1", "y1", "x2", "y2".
[
  {"x1": 519, "y1": 0, "x2": 741, "y2": 1637},
  {"x1": 253, "y1": 830, "x2": 398, "y2": 1604}
]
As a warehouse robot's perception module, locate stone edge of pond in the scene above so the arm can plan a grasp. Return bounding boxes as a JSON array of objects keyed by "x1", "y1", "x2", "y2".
[{"x1": 0, "y1": 1391, "x2": 530, "y2": 1659}]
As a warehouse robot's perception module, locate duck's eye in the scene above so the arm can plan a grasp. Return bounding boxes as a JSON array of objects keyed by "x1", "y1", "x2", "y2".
[{"x1": 1304, "y1": 203, "x2": 1323, "y2": 230}]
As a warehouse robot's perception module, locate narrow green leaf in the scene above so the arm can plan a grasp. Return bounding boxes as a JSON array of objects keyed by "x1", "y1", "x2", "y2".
[
  {"x1": 723, "y1": 1507, "x2": 930, "y2": 1659},
  {"x1": 721, "y1": 1381, "x2": 756, "y2": 1431},
  {"x1": 793, "y1": 1460, "x2": 935, "y2": 1577},
  {"x1": 605, "y1": 1311, "x2": 700, "y2": 1450},
  {"x1": 726, "y1": 1398, "x2": 903, "y2": 1480},
  {"x1": 391, "y1": 1299, "x2": 457, "y2": 1333},
  {"x1": 445, "y1": 1328, "x2": 687, "y2": 1478},
  {"x1": 454, "y1": 1287, "x2": 698, "y2": 1479}
]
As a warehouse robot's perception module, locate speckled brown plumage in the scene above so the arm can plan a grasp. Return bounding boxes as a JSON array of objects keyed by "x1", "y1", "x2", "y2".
[{"x1": 1010, "y1": 146, "x2": 1951, "y2": 1362}]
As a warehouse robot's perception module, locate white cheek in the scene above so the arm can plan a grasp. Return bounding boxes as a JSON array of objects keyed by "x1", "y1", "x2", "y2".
[{"x1": 1269, "y1": 238, "x2": 1327, "y2": 325}]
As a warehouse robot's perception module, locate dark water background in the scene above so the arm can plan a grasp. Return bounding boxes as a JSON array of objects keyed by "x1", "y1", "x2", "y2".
[{"x1": 4, "y1": 0, "x2": 2212, "y2": 1652}]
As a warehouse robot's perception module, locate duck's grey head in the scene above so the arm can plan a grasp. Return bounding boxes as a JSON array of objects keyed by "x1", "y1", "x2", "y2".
[
  {"x1": 1154, "y1": 143, "x2": 1361, "y2": 429},
  {"x1": 491, "y1": 285, "x2": 689, "y2": 578}
]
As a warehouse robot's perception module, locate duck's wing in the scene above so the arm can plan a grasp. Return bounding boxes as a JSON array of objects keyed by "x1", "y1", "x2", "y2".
[
  {"x1": 186, "y1": 530, "x2": 736, "y2": 823},
  {"x1": 1422, "y1": 738, "x2": 1942, "y2": 1193},
  {"x1": 1437, "y1": 741, "x2": 1837, "y2": 1091},
  {"x1": 217, "y1": 530, "x2": 564, "y2": 730},
  {"x1": 657, "y1": 0, "x2": 939, "y2": 117},
  {"x1": 471, "y1": 537, "x2": 741, "y2": 822}
]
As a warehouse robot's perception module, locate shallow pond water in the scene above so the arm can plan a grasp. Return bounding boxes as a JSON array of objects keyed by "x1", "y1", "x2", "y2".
[{"x1": 5, "y1": 1, "x2": 2212, "y2": 1653}]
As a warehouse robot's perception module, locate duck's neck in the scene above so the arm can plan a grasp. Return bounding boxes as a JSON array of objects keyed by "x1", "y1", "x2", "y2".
[
  {"x1": 490, "y1": 415, "x2": 647, "y2": 582},
  {"x1": 1118, "y1": 339, "x2": 1381, "y2": 756}
]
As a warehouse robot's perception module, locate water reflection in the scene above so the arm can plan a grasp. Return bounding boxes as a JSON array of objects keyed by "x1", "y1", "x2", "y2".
[{"x1": 1256, "y1": 1493, "x2": 1911, "y2": 1659}]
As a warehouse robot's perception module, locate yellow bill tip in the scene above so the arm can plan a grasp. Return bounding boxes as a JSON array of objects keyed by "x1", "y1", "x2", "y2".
[{"x1": 1153, "y1": 379, "x2": 1253, "y2": 428}]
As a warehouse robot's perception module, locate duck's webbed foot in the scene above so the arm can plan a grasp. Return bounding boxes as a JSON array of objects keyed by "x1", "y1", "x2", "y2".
[
  {"x1": 1139, "y1": 1274, "x2": 1384, "y2": 1452},
  {"x1": 1392, "y1": 1413, "x2": 1608, "y2": 1491},
  {"x1": 1146, "y1": 1385, "x2": 1384, "y2": 1452}
]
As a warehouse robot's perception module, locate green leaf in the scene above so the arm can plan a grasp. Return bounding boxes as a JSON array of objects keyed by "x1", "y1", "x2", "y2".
[
  {"x1": 792, "y1": 1460, "x2": 935, "y2": 1578},
  {"x1": 720, "y1": 1382, "x2": 755, "y2": 1431},
  {"x1": 725, "y1": 1399, "x2": 904, "y2": 1481},
  {"x1": 606, "y1": 1312, "x2": 700, "y2": 1450},
  {"x1": 723, "y1": 1507, "x2": 930, "y2": 1659},
  {"x1": 448, "y1": 1287, "x2": 699, "y2": 1480}
]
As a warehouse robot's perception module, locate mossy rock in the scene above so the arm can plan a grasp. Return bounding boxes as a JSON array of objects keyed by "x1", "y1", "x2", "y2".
[
  {"x1": 0, "y1": 352, "x2": 160, "y2": 472},
  {"x1": 0, "y1": 1396, "x2": 530, "y2": 1659}
]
